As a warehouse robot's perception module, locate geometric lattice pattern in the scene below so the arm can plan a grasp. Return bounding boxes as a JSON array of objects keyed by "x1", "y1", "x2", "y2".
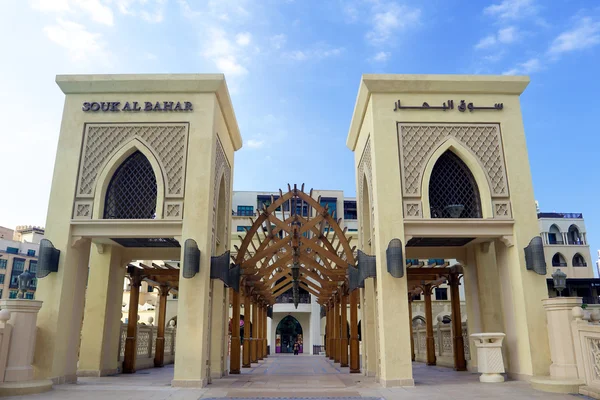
[
  {"x1": 104, "y1": 151, "x2": 157, "y2": 219},
  {"x1": 77, "y1": 123, "x2": 188, "y2": 197},
  {"x1": 429, "y1": 151, "x2": 482, "y2": 219},
  {"x1": 399, "y1": 124, "x2": 508, "y2": 197},
  {"x1": 589, "y1": 337, "x2": 600, "y2": 380},
  {"x1": 357, "y1": 138, "x2": 373, "y2": 243}
]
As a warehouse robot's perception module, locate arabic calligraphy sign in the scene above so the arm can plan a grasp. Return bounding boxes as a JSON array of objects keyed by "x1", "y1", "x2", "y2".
[{"x1": 393, "y1": 99, "x2": 503, "y2": 112}]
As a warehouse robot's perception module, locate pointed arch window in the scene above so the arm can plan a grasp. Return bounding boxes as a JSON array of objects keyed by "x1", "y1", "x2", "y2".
[
  {"x1": 104, "y1": 151, "x2": 157, "y2": 219},
  {"x1": 429, "y1": 150, "x2": 482, "y2": 219}
]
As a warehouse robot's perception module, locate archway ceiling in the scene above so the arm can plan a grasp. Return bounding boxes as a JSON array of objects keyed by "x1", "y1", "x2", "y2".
[{"x1": 233, "y1": 185, "x2": 356, "y2": 306}]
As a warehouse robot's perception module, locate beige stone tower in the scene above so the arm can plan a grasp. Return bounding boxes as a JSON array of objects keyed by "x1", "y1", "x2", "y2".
[
  {"x1": 34, "y1": 74, "x2": 241, "y2": 387},
  {"x1": 347, "y1": 75, "x2": 551, "y2": 386}
]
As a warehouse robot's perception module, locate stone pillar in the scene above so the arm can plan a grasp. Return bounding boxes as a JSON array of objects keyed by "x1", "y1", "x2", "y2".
[
  {"x1": 340, "y1": 294, "x2": 349, "y2": 367},
  {"x1": 349, "y1": 290, "x2": 360, "y2": 373},
  {"x1": 230, "y1": 289, "x2": 241, "y2": 374},
  {"x1": 78, "y1": 244, "x2": 125, "y2": 377},
  {"x1": 424, "y1": 283, "x2": 436, "y2": 366},
  {"x1": 209, "y1": 281, "x2": 226, "y2": 378},
  {"x1": 154, "y1": 285, "x2": 170, "y2": 368},
  {"x1": 263, "y1": 305, "x2": 268, "y2": 358},
  {"x1": 0, "y1": 301, "x2": 52, "y2": 396},
  {"x1": 408, "y1": 295, "x2": 415, "y2": 362},
  {"x1": 530, "y1": 297, "x2": 584, "y2": 393},
  {"x1": 251, "y1": 301, "x2": 258, "y2": 363},
  {"x1": 449, "y1": 273, "x2": 466, "y2": 371},
  {"x1": 123, "y1": 272, "x2": 142, "y2": 374},
  {"x1": 363, "y1": 279, "x2": 378, "y2": 376},
  {"x1": 243, "y1": 294, "x2": 251, "y2": 368},
  {"x1": 471, "y1": 333, "x2": 506, "y2": 383}
]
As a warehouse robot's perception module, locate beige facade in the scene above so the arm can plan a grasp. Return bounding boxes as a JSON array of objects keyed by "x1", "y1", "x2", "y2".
[
  {"x1": 33, "y1": 73, "x2": 559, "y2": 391},
  {"x1": 347, "y1": 75, "x2": 551, "y2": 385}
]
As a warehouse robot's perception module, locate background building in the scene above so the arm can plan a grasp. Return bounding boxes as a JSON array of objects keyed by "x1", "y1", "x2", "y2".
[{"x1": 0, "y1": 225, "x2": 44, "y2": 299}]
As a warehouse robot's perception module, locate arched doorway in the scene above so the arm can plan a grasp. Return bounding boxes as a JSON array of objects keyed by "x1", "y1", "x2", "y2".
[{"x1": 276, "y1": 316, "x2": 303, "y2": 354}]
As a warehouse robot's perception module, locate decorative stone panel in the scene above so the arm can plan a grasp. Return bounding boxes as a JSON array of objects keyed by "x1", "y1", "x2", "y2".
[
  {"x1": 73, "y1": 200, "x2": 93, "y2": 219},
  {"x1": 76, "y1": 123, "x2": 189, "y2": 198},
  {"x1": 164, "y1": 201, "x2": 183, "y2": 220},
  {"x1": 398, "y1": 124, "x2": 508, "y2": 198},
  {"x1": 403, "y1": 201, "x2": 422, "y2": 218},
  {"x1": 492, "y1": 201, "x2": 512, "y2": 219},
  {"x1": 212, "y1": 137, "x2": 231, "y2": 253},
  {"x1": 358, "y1": 138, "x2": 374, "y2": 246}
]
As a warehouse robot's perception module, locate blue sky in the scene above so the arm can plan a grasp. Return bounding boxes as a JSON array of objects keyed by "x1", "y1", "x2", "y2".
[{"x1": 1, "y1": 0, "x2": 599, "y2": 269}]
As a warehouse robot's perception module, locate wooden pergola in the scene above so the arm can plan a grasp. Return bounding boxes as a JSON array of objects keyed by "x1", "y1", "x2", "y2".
[
  {"x1": 406, "y1": 263, "x2": 466, "y2": 371},
  {"x1": 122, "y1": 262, "x2": 179, "y2": 373},
  {"x1": 229, "y1": 185, "x2": 361, "y2": 373}
]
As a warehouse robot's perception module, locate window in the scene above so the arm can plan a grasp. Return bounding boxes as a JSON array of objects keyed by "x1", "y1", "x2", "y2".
[
  {"x1": 257, "y1": 195, "x2": 272, "y2": 211},
  {"x1": 104, "y1": 151, "x2": 157, "y2": 219},
  {"x1": 552, "y1": 253, "x2": 567, "y2": 267},
  {"x1": 0, "y1": 260, "x2": 6, "y2": 270},
  {"x1": 548, "y1": 225, "x2": 563, "y2": 245},
  {"x1": 9, "y1": 290, "x2": 17, "y2": 299},
  {"x1": 429, "y1": 151, "x2": 482, "y2": 218},
  {"x1": 6, "y1": 247, "x2": 18, "y2": 254},
  {"x1": 348, "y1": 228, "x2": 358, "y2": 232},
  {"x1": 25, "y1": 293, "x2": 34, "y2": 300},
  {"x1": 435, "y1": 288, "x2": 448, "y2": 300},
  {"x1": 568, "y1": 225, "x2": 583, "y2": 245},
  {"x1": 10, "y1": 258, "x2": 25, "y2": 288},
  {"x1": 27, "y1": 249, "x2": 36, "y2": 257},
  {"x1": 320, "y1": 198, "x2": 338, "y2": 218},
  {"x1": 237, "y1": 205, "x2": 254, "y2": 216},
  {"x1": 0, "y1": 275, "x2": 4, "y2": 284},
  {"x1": 573, "y1": 254, "x2": 587, "y2": 267},
  {"x1": 343, "y1": 201, "x2": 357, "y2": 220},
  {"x1": 148, "y1": 285, "x2": 154, "y2": 292},
  {"x1": 237, "y1": 226, "x2": 251, "y2": 232},
  {"x1": 0, "y1": 289, "x2": 3, "y2": 299}
]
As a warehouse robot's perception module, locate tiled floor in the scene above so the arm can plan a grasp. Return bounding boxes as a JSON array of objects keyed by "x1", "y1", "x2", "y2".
[{"x1": 5, "y1": 355, "x2": 591, "y2": 399}]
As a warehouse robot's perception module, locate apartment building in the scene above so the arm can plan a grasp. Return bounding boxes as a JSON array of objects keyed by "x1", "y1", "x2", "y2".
[{"x1": 0, "y1": 225, "x2": 44, "y2": 299}]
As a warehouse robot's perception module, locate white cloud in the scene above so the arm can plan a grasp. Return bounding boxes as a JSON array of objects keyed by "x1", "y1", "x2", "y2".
[
  {"x1": 371, "y1": 51, "x2": 390, "y2": 62},
  {"x1": 503, "y1": 57, "x2": 541, "y2": 75},
  {"x1": 475, "y1": 35, "x2": 497, "y2": 49},
  {"x1": 283, "y1": 45, "x2": 344, "y2": 61},
  {"x1": 366, "y1": 2, "x2": 421, "y2": 45},
  {"x1": 247, "y1": 139, "x2": 265, "y2": 149},
  {"x1": 484, "y1": 0, "x2": 538, "y2": 20},
  {"x1": 117, "y1": 0, "x2": 166, "y2": 23},
  {"x1": 43, "y1": 18, "x2": 110, "y2": 64},
  {"x1": 270, "y1": 34, "x2": 286, "y2": 50},
  {"x1": 475, "y1": 26, "x2": 519, "y2": 50},
  {"x1": 236, "y1": 32, "x2": 252, "y2": 46},
  {"x1": 32, "y1": 0, "x2": 114, "y2": 25},
  {"x1": 548, "y1": 17, "x2": 600, "y2": 58}
]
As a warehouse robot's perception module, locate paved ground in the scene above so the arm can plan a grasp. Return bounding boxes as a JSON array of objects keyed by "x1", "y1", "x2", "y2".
[{"x1": 5, "y1": 355, "x2": 591, "y2": 399}]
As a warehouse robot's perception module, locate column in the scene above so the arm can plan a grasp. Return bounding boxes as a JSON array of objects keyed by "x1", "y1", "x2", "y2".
[
  {"x1": 209, "y1": 280, "x2": 226, "y2": 378},
  {"x1": 154, "y1": 284, "x2": 170, "y2": 368},
  {"x1": 363, "y1": 279, "x2": 378, "y2": 376},
  {"x1": 243, "y1": 294, "x2": 251, "y2": 367},
  {"x1": 263, "y1": 305, "x2": 268, "y2": 357},
  {"x1": 449, "y1": 273, "x2": 466, "y2": 371},
  {"x1": 326, "y1": 305, "x2": 332, "y2": 359},
  {"x1": 408, "y1": 295, "x2": 415, "y2": 362},
  {"x1": 333, "y1": 296, "x2": 340, "y2": 363},
  {"x1": 424, "y1": 283, "x2": 436, "y2": 366},
  {"x1": 258, "y1": 304, "x2": 264, "y2": 361},
  {"x1": 123, "y1": 272, "x2": 142, "y2": 373},
  {"x1": 340, "y1": 293, "x2": 349, "y2": 367},
  {"x1": 230, "y1": 289, "x2": 241, "y2": 374},
  {"x1": 78, "y1": 244, "x2": 125, "y2": 376},
  {"x1": 349, "y1": 290, "x2": 360, "y2": 373},
  {"x1": 251, "y1": 301, "x2": 258, "y2": 363}
]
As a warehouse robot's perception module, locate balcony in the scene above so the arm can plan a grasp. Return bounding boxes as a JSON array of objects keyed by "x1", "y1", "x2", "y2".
[
  {"x1": 573, "y1": 262, "x2": 588, "y2": 267},
  {"x1": 552, "y1": 262, "x2": 567, "y2": 267},
  {"x1": 548, "y1": 240, "x2": 564, "y2": 245}
]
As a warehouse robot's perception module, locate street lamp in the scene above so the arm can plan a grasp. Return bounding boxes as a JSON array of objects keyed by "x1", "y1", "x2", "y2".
[{"x1": 552, "y1": 269, "x2": 567, "y2": 296}]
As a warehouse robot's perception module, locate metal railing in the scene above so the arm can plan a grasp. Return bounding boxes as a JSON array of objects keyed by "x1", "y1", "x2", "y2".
[
  {"x1": 412, "y1": 321, "x2": 470, "y2": 366},
  {"x1": 118, "y1": 324, "x2": 176, "y2": 370}
]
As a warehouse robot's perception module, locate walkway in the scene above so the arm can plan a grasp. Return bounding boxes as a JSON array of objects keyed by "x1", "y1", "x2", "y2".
[{"x1": 7, "y1": 356, "x2": 588, "y2": 399}]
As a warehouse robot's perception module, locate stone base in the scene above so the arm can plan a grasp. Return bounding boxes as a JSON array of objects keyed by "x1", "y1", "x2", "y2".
[
  {"x1": 77, "y1": 368, "x2": 118, "y2": 377},
  {"x1": 530, "y1": 376, "x2": 584, "y2": 394},
  {"x1": 580, "y1": 385, "x2": 600, "y2": 399},
  {"x1": 171, "y1": 378, "x2": 208, "y2": 388},
  {"x1": 380, "y1": 378, "x2": 415, "y2": 387},
  {"x1": 0, "y1": 379, "x2": 53, "y2": 396},
  {"x1": 479, "y1": 373, "x2": 504, "y2": 383}
]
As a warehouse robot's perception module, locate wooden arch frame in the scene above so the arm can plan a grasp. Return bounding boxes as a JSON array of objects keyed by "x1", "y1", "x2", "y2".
[{"x1": 233, "y1": 184, "x2": 356, "y2": 305}]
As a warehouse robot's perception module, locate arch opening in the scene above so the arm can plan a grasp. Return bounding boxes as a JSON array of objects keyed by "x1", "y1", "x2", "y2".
[
  {"x1": 568, "y1": 225, "x2": 583, "y2": 245},
  {"x1": 573, "y1": 253, "x2": 587, "y2": 267},
  {"x1": 276, "y1": 315, "x2": 303, "y2": 354},
  {"x1": 548, "y1": 224, "x2": 562, "y2": 245},
  {"x1": 428, "y1": 150, "x2": 482, "y2": 219},
  {"x1": 104, "y1": 151, "x2": 157, "y2": 219},
  {"x1": 552, "y1": 253, "x2": 567, "y2": 267}
]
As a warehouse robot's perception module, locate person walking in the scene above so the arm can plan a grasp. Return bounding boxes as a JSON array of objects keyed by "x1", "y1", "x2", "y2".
[{"x1": 293, "y1": 341, "x2": 299, "y2": 355}]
